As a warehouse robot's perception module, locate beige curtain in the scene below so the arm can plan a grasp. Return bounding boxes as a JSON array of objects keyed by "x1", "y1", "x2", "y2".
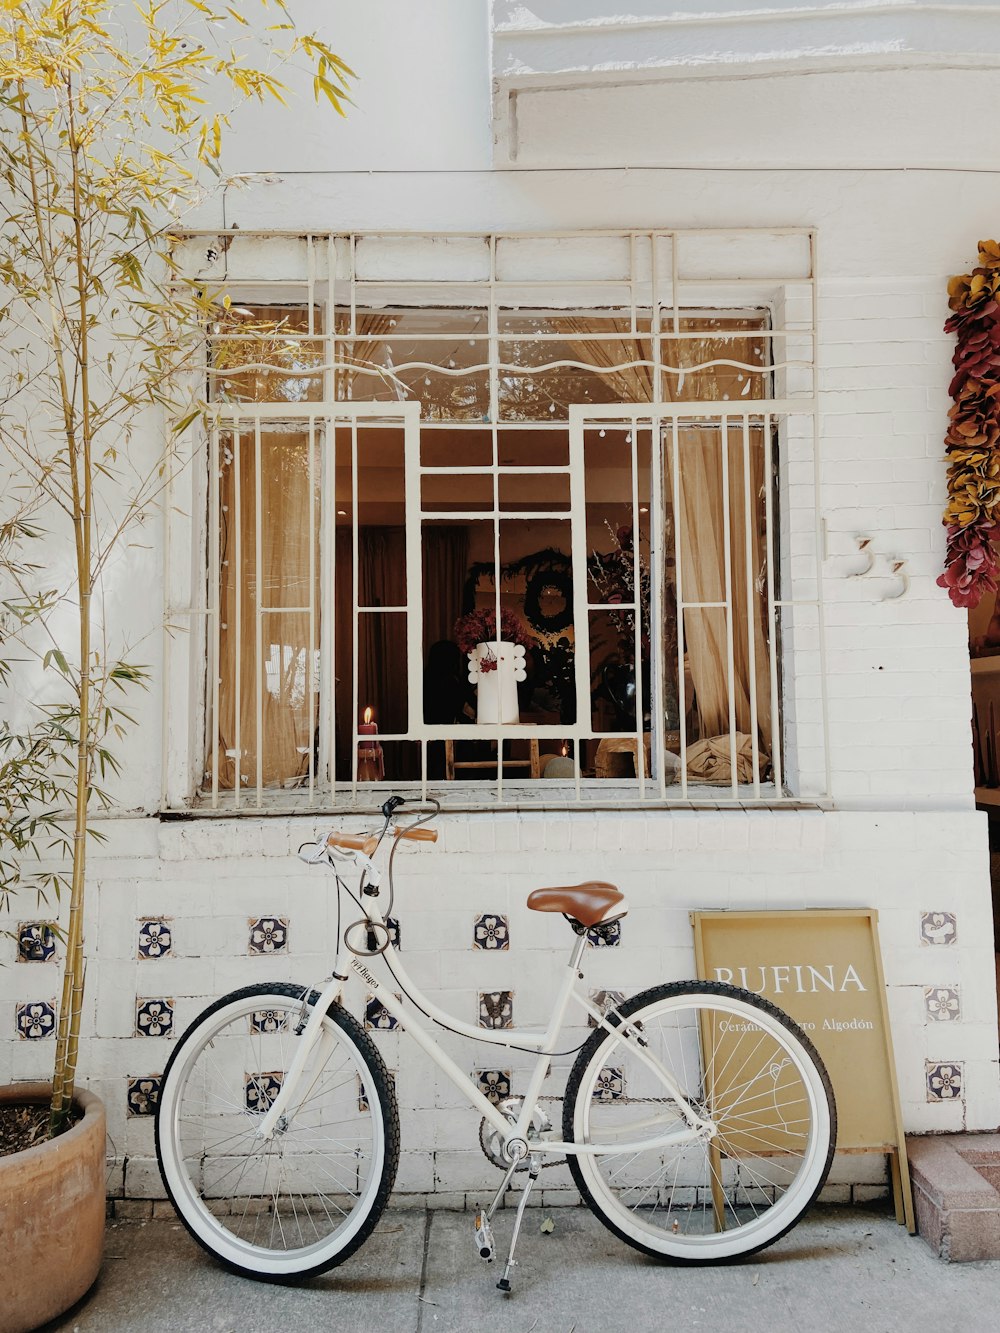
[
  {"x1": 335, "y1": 312, "x2": 394, "y2": 398},
  {"x1": 560, "y1": 318, "x2": 656, "y2": 400},
  {"x1": 665, "y1": 326, "x2": 771, "y2": 746},
  {"x1": 557, "y1": 317, "x2": 773, "y2": 753},
  {"x1": 214, "y1": 429, "x2": 319, "y2": 790},
  {"x1": 671, "y1": 419, "x2": 773, "y2": 746}
]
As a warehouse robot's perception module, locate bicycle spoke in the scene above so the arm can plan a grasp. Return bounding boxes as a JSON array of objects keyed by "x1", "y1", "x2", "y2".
[
  {"x1": 157, "y1": 988, "x2": 396, "y2": 1273},
  {"x1": 566, "y1": 986, "x2": 833, "y2": 1259}
]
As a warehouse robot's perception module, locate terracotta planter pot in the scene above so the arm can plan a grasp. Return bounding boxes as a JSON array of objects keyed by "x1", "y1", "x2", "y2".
[{"x1": 0, "y1": 1083, "x2": 105, "y2": 1333}]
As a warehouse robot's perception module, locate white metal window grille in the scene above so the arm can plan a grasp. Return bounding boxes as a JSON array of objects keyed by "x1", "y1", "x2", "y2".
[{"x1": 164, "y1": 230, "x2": 827, "y2": 811}]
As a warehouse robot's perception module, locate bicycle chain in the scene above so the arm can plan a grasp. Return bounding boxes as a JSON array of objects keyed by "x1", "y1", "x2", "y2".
[{"x1": 478, "y1": 1097, "x2": 566, "y2": 1170}]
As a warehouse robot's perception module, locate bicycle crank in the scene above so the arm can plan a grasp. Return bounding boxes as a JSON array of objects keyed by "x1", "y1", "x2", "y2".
[{"x1": 479, "y1": 1097, "x2": 557, "y2": 1170}]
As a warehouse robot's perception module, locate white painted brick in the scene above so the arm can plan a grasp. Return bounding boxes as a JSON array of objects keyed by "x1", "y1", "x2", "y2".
[
  {"x1": 596, "y1": 818, "x2": 621, "y2": 852},
  {"x1": 518, "y1": 817, "x2": 546, "y2": 853},
  {"x1": 394, "y1": 1152, "x2": 435, "y2": 1192},
  {"x1": 817, "y1": 1184, "x2": 852, "y2": 1204},
  {"x1": 568, "y1": 819, "x2": 598, "y2": 852},
  {"x1": 123, "y1": 1156, "x2": 168, "y2": 1199},
  {"x1": 853, "y1": 1185, "x2": 890, "y2": 1203},
  {"x1": 543, "y1": 819, "x2": 572, "y2": 852},
  {"x1": 466, "y1": 818, "x2": 496, "y2": 855},
  {"x1": 433, "y1": 1150, "x2": 499, "y2": 1193},
  {"x1": 493, "y1": 819, "x2": 520, "y2": 853}
]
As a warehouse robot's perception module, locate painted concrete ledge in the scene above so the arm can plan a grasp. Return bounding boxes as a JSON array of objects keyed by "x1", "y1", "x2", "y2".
[{"x1": 907, "y1": 1134, "x2": 1000, "y2": 1262}]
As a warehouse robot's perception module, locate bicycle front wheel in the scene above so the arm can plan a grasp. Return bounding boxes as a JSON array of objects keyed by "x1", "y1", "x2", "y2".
[
  {"x1": 564, "y1": 981, "x2": 836, "y2": 1263},
  {"x1": 155, "y1": 982, "x2": 399, "y2": 1280}
]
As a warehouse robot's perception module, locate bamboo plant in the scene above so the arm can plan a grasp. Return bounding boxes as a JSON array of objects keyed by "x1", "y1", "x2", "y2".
[{"x1": 0, "y1": 0, "x2": 352, "y2": 1133}]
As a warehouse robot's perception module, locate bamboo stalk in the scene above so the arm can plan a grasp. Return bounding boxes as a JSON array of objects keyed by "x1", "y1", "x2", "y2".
[{"x1": 50, "y1": 71, "x2": 95, "y2": 1134}]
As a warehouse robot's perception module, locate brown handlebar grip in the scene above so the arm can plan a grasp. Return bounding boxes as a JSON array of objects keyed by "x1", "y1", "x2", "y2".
[
  {"x1": 326, "y1": 833, "x2": 379, "y2": 857},
  {"x1": 394, "y1": 826, "x2": 438, "y2": 843}
]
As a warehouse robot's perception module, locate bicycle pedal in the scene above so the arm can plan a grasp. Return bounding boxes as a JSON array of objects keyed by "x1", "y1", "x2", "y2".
[{"x1": 474, "y1": 1210, "x2": 495, "y2": 1262}]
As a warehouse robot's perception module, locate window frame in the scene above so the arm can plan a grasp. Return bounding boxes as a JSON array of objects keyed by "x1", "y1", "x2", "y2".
[{"x1": 161, "y1": 229, "x2": 827, "y2": 813}]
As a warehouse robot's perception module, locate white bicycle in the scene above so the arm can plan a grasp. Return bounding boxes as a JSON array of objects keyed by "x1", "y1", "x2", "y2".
[{"x1": 155, "y1": 796, "x2": 836, "y2": 1290}]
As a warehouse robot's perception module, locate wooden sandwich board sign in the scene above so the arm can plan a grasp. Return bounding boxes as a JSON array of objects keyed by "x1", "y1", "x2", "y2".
[{"x1": 691, "y1": 908, "x2": 915, "y2": 1233}]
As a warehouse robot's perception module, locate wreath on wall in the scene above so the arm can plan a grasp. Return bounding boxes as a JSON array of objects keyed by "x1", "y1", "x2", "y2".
[
  {"x1": 461, "y1": 548, "x2": 576, "y2": 720},
  {"x1": 462, "y1": 548, "x2": 574, "y2": 631},
  {"x1": 522, "y1": 564, "x2": 574, "y2": 635},
  {"x1": 938, "y1": 239, "x2": 1000, "y2": 608}
]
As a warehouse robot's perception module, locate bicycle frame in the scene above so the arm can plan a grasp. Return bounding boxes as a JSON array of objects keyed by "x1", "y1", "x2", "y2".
[{"x1": 255, "y1": 872, "x2": 714, "y2": 1157}]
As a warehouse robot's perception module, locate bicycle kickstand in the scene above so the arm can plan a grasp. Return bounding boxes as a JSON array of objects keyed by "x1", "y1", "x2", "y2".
[{"x1": 495, "y1": 1155, "x2": 541, "y2": 1294}]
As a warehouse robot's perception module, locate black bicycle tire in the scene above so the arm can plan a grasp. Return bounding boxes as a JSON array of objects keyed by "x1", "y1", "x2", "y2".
[
  {"x1": 154, "y1": 981, "x2": 400, "y2": 1282},
  {"x1": 562, "y1": 979, "x2": 837, "y2": 1265}
]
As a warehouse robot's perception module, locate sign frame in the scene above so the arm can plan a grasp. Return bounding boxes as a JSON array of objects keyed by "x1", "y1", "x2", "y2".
[{"x1": 691, "y1": 907, "x2": 914, "y2": 1233}]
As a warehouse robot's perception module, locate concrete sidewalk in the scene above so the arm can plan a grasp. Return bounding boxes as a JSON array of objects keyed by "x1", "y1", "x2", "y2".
[{"x1": 45, "y1": 1204, "x2": 998, "y2": 1333}]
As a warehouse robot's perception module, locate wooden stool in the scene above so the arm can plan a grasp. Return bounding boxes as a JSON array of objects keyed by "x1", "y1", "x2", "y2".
[
  {"x1": 444, "y1": 738, "x2": 540, "y2": 780},
  {"x1": 594, "y1": 735, "x2": 652, "y2": 780}
]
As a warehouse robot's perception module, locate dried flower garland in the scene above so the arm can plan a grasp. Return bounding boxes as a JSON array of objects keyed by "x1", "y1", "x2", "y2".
[{"x1": 938, "y1": 240, "x2": 1000, "y2": 608}]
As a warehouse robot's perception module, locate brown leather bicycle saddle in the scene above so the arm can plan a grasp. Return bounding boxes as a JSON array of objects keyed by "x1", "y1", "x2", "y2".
[{"x1": 526, "y1": 882, "x2": 625, "y2": 927}]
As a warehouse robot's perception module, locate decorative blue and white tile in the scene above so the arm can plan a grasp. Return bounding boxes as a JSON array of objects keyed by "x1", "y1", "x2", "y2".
[
  {"x1": 16, "y1": 923, "x2": 56, "y2": 963},
  {"x1": 588, "y1": 989, "x2": 627, "y2": 1028},
  {"x1": 924, "y1": 986, "x2": 961, "y2": 1023},
  {"x1": 478, "y1": 991, "x2": 513, "y2": 1030},
  {"x1": 592, "y1": 1068, "x2": 625, "y2": 1101},
  {"x1": 137, "y1": 918, "x2": 173, "y2": 959},
  {"x1": 926, "y1": 1061, "x2": 964, "y2": 1101},
  {"x1": 245, "y1": 1071, "x2": 283, "y2": 1113},
  {"x1": 919, "y1": 911, "x2": 957, "y2": 946},
  {"x1": 126, "y1": 1075, "x2": 162, "y2": 1117},
  {"x1": 248, "y1": 916, "x2": 288, "y2": 955},
  {"x1": 475, "y1": 1070, "x2": 512, "y2": 1105},
  {"x1": 473, "y1": 914, "x2": 509, "y2": 951},
  {"x1": 15, "y1": 1000, "x2": 55, "y2": 1039},
  {"x1": 135, "y1": 997, "x2": 174, "y2": 1038},
  {"x1": 365, "y1": 994, "x2": 401, "y2": 1031},
  {"x1": 586, "y1": 920, "x2": 621, "y2": 948},
  {"x1": 385, "y1": 917, "x2": 401, "y2": 951},
  {"x1": 250, "y1": 1007, "x2": 289, "y2": 1034}
]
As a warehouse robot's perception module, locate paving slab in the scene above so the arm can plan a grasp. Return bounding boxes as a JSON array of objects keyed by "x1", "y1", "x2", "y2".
[{"x1": 41, "y1": 1204, "x2": 1000, "y2": 1333}]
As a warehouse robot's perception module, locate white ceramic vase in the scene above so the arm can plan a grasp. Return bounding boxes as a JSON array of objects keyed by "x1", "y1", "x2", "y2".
[{"x1": 467, "y1": 640, "x2": 526, "y2": 725}]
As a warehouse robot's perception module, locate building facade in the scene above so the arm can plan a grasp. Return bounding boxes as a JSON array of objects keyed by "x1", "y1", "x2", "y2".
[{"x1": 4, "y1": 1, "x2": 1000, "y2": 1205}]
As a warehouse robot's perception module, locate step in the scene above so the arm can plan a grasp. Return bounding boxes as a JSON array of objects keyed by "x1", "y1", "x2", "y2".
[{"x1": 907, "y1": 1133, "x2": 1000, "y2": 1262}]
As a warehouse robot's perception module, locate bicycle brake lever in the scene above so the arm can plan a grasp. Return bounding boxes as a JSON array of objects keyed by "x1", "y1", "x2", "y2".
[{"x1": 297, "y1": 840, "x2": 329, "y2": 865}]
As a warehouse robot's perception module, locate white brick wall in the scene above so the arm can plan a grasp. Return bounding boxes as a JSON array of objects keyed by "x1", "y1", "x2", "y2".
[{"x1": 3, "y1": 806, "x2": 994, "y2": 1201}]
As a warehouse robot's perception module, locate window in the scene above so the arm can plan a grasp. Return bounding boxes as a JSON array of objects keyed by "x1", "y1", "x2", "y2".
[{"x1": 171, "y1": 231, "x2": 825, "y2": 810}]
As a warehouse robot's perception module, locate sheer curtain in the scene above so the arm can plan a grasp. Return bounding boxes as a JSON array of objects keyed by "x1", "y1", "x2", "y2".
[
  {"x1": 214, "y1": 429, "x2": 319, "y2": 790},
  {"x1": 559, "y1": 317, "x2": 772, "y2": 754},
  {"x1": 665, "y1": 329, "x2": 772, "y2": 749},
  {"x1": 335, "y1": 312, "x2": 394, "y2": 398}
]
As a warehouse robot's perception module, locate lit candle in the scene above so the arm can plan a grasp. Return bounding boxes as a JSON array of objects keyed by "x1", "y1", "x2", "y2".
[
  {"x1": 358, "y1": 705, "x2": 378, "y2": 749},
  {"x1": 357, "y1": 706, "x2": 384, "y2": 781}
]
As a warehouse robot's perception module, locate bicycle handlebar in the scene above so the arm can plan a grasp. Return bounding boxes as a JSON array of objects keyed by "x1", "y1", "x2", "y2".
[
  {"x1": 393, "y1": 826, "x2": 438, "y2": 843},
  {"x1": 326, "y1": 832, "x2": 379, "y2": 856}
]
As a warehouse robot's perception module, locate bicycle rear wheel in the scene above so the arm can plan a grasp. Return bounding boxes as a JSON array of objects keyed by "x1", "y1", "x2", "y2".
[
  {"x1": 564, "y1": 981, "x2": 835, "y2": 1263},
  {"x1": 155, "y1": 982, "x2": 398, "y2": 1280}
]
